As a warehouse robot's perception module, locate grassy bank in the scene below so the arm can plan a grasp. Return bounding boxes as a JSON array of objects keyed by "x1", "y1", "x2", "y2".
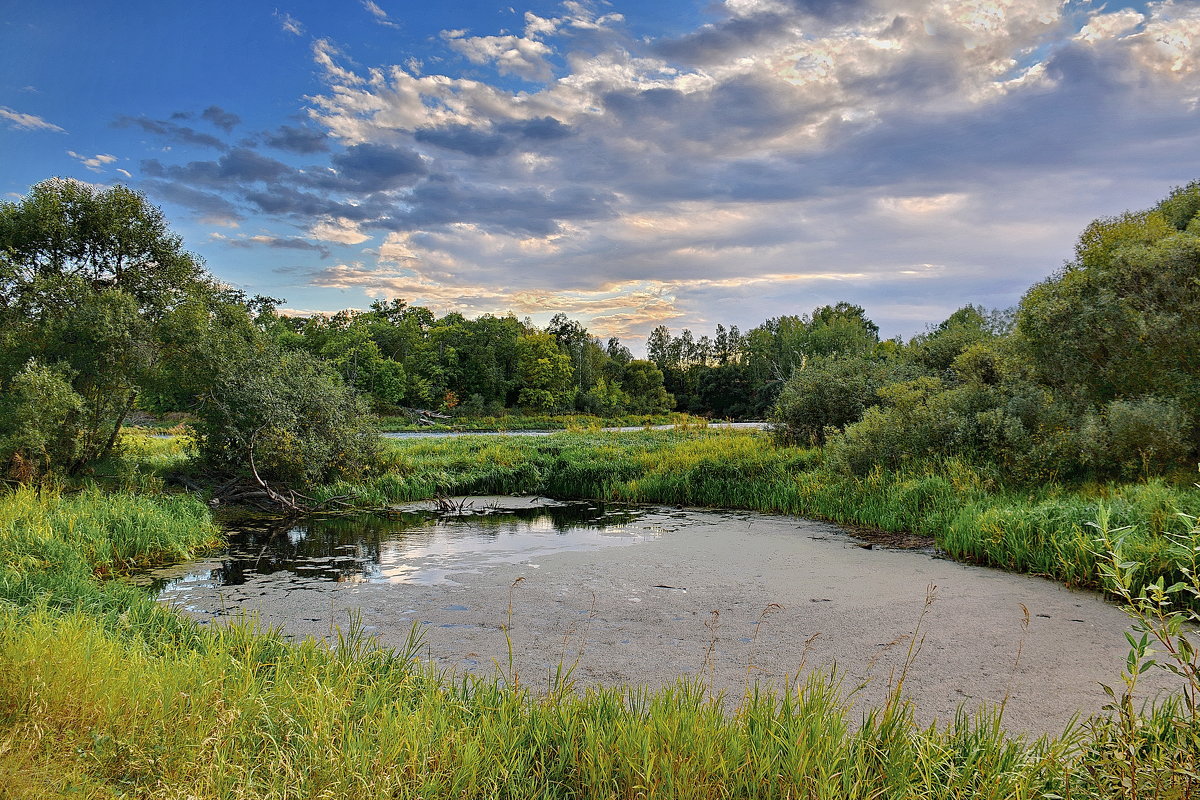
[
  {"x1": 318, "y1": 429, "x2": 1200, "y2": 600},
  {"x1": 3, "y1": 430, "x2": 1199, "y2": 797},
  {"x1": 375, "y1": 411, "x2": 709, "y2": 433},
  {"x1": 0, "y1": 481, "x2": 1198, "y2": 798}
]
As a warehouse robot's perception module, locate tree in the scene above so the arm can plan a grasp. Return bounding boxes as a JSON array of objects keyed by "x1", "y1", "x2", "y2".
[
  {"x1": 195, "y1": 346, "x2": 378, "y2": 486},
  {"x1": 0, "y1": 179, "x2": 214, "y2": 476},
  {"x1": 909, "y1": 305, "x2": 998, "y2": 373},
  {"x1": 515, "y1": 332, "x2": 573, "y2": 411},
  {"x1": 770, "y1": 355, "x2": 882, "y2": 446},
  {"x1": 1016, "y1": 194, "x2": 1200, "y2": 421},
  {"x1": 620, "y1": 360, "x2": 673, "y2": 414}
]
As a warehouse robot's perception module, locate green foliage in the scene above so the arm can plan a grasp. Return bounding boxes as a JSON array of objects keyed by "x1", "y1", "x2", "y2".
[
  {"x1": 515, "y1": 331, "x2": 573, "y2": 411},
  {"x1": 0, "y1": 180, "x2": 214, "y2": 477},
  {"x1": 195, "y1": 347, "x2": 379, "y2": 485},
  {"x1": 1017, "y1": 205, "x2": 1200, "y2": 420},
  {"x1": 823, "y1": 378, "x2": 960, "y2": 474},
  {"x1": 1156, "y1": 179, "x2": 1200, "y2": 231},
  {"x1": 909, "y1": 304, "x2": 1006, "y2": 373},
  {"x1": 770, "y1": 354, "x2": 913, "y2": 446},
  {"x1": 1080, "y1": 397, "x2": 1194, "y2": 479},
  {"x1": 619, "y1": 359, "x2": 673, "y2": 414},
  {"x1": 0, "y1": 359, "x2": 83, "y2": 482}
]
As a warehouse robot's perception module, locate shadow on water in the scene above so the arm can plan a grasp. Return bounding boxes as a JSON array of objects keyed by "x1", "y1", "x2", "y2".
[{"x1": 144, "y1": 500, "x2": 647, "y2": 597}]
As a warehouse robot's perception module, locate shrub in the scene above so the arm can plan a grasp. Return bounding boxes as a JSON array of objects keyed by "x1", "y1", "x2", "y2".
[
  {"x1": 1081, "y1": 397, "x2": 1193, "y2": 479},
  {"x1": 195, "y1": 348, "x2": 378, "y2": 486}
]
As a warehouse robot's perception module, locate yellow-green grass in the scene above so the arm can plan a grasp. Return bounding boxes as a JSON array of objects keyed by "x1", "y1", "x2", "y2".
[
  {"x1": 318, "y1": 429, "x2": 1200, "y2": 600},
  {"x1": 2, "y1": 451, "x2": 1199, "y2": 797}
]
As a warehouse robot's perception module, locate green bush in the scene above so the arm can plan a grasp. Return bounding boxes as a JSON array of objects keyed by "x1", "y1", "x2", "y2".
[
  {"x1": 1080, "y1": 397, "x2": 1193, "y2": 479},
  {"x1": 195, "y1": 348, "x2": 379, "y2": 486},
  {"x1": 769, "y1": 354, "x2": 881, "y2": 446}
]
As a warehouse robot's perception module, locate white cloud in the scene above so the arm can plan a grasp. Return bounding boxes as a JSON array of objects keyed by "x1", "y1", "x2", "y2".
[
  {"x1": 66, "y1": 151, "x2": 118, "y2": 173},
  {"x1": 308, "y1": 217, "x2": 371, "y2": 244},
  {"x1": 0, "y1": 106, "x2": 65, "y2": 133},
  {"x1": 275, "y1": 10, "x2": 304, "y2": 36},
  {"x1": 161, "y1": 0, "x2": 1200, "y2": 340},
  {"x1": 443, "y1": 30, "x2": 556, "y2": 81},
  {"x1": 362, "y1": 1, "x2": 401, "y2": 29},
  {"x1": 1078, "y1": 9, "x2": 1146, "y2": 43}
]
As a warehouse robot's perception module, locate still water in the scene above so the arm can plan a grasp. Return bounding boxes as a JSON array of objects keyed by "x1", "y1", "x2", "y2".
[
  {"x1": 148, "y1": 499, "x2": 650, "y2": 614},
  {"x1": 144, "y1": 497, "x2": 1176, "y2": 736}
]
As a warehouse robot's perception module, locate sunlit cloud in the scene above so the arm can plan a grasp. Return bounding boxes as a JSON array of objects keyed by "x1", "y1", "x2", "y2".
[
  {"x1": 66, "y1": 151, "x2": 118, "y2": 173},
  {"x1": 118, "y1": 0, "x2": 1200, "y2": 339},
  {"x1": 1, "y1": 106, "x2": 65, "y2": 133}
]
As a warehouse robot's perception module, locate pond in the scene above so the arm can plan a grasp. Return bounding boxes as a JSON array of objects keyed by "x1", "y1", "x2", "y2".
[{"x1": 144, "y1": 496, "x2": 1176, "y2": 738}]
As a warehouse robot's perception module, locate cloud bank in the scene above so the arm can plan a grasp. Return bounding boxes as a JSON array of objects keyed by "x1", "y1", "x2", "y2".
[{"x1": 135, "y1": 0, "x2": 1200, "y2": 341}]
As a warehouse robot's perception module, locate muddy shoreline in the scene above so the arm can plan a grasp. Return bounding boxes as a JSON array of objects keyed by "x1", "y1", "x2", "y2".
[{"x1": 148, "y1": 497, "x2": 1177, "y2": 738}]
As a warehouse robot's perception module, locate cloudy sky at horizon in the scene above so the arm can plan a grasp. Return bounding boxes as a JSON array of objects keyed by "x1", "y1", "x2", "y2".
[{"x1": 3, "y1": 0, "x2": 1199, "y2": 346}]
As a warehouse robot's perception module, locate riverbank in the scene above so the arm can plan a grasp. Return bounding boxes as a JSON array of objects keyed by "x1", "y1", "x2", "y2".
[
  {"x1": 304, "y1": 428, "x2": 1200, "y2": 603},
  {"x1": 146, "y1": 497, "x2": 1179, "y2": 739},
  {"x1": 2, "y1": 432, "x2": 1199, "y2": 796}
]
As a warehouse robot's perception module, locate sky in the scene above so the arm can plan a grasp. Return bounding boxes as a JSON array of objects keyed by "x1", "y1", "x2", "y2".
[{"x1": 3, "y1": 0, "x2": 1200, "y2": 346}]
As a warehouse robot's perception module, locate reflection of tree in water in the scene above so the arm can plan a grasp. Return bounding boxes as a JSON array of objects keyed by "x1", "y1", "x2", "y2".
[{"x1": 208, "y1": 502, "x2": 642, "y2": 586}]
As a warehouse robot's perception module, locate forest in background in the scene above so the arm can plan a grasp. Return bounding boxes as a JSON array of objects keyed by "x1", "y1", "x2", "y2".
[{"x1": 2, "y1": 177, "x2": 1198, "y2": 489}]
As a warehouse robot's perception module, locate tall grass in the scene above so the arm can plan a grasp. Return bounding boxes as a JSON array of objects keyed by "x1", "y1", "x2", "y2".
[
  {"x1": 4, "y1": 434, "x2": 1200, "y2": 797},
  {"x1": 321, "y1": 429, "x2": 1200, "y2": 600},
  {"x1": 16, "y1": 594, "x2": 1200, "y2": 799}
]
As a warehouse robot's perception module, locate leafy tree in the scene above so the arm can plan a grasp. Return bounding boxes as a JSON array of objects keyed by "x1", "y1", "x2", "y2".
[
  {"x1": 1079, "y1": 398, "x2": 1193, "y2": 479},
  {"x1": 1017, "y1": 198, "x2": 1200, "y2": 420},
  {"x1": 0, "y1": 359, "x2": 83, "y2": 481},
  {"x1": 516, "y1": 332, "x2": 573, "y2": 411},
  {"x1": 697, "y1": 362, "x2": 753, "y2": 418},
  {"x1": 621, "y1": 360, "x2": 673, "y2": 414},
  {"x1": 910, "y1": 305, "x2": 1001, "y2": 373},
  {"x1": 195, "y1": 346, "x2": 378, "y2": 486},
  {"x1": 0, "y1": 179, "x2": 214, "y2": 476},
  {"x1": 646, "y1": 325, "x2": 672, "y2": 371},
  {"x1": 771, "y1": 355, "x2": 891, "y2": 446}
]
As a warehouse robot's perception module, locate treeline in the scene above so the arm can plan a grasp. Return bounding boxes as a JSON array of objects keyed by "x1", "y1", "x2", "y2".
[
  {"x1": 239, "y1": 305, "x2": 673, "y2": 418},
  {"x1": 2, "y1": 177, "x2": 1198, "y2": 489},
  {"x1": 768, "y1": 183, "x2": 1200, "y2": 483}
]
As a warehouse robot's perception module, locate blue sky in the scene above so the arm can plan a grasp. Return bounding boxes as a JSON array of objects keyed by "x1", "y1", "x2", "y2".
[{"x1": 3, "y1": 0, "x2": 1199, "y2": 345}]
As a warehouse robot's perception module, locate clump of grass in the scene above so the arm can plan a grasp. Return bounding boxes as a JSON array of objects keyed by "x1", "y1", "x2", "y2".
[{"x1": 0, "y1": 484, "x2": 221, "y2": 634}]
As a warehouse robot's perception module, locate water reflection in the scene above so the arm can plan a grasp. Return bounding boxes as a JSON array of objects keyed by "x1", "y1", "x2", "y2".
[{"x1": 151, "y1": 501, "x2": 647, "y2": 601}]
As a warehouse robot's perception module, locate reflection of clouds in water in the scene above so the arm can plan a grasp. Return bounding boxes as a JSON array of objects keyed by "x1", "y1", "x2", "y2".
[{"x1": 375, "y1": 523, "x2": 642, "y2": 585}]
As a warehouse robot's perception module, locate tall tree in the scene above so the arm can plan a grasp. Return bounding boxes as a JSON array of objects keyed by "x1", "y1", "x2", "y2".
[{"x1": 0, "y1": 179, "x2": 214, "y2": 476}]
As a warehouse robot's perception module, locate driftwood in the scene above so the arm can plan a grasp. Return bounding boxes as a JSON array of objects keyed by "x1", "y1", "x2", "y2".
[
  {"x1": 397, "y1": 406, "x2": 452, "y2": 426},
  {"x1": 166, "y1": 429, "x2": 355, "y2": 516}
]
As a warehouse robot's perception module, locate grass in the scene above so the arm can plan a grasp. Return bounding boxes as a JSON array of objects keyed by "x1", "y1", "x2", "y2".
[
  {"x1": 375, "y1": 411, "x2": 710, "y2": 433},
  {"x1": 320, "y1": 429, "x2": 1200, "y2": 601},
  {"x1": 2, "y1": 430, "x2": 1200, "y2": 796}
]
